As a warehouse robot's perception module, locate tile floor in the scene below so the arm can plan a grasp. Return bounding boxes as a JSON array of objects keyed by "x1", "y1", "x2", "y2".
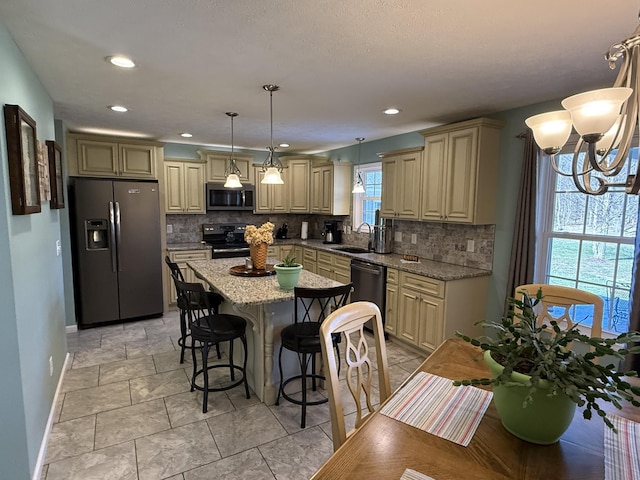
[{"x1": 43, "y1": 311, "x2": 426, "y2": 480}]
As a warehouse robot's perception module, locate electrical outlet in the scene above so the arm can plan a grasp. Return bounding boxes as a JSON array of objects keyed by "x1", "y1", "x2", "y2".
[
  {"x1": 467, "y1": 240, "x2": 475, "y2": 252},
  {"x1": 411, "y1": 233, "x2": 417, "y2": 244},
  {"x1": 345, "y1": 225, "x2": 351, "y2": 234},
  {"x1": 49, "y1": 356, "x2": 53, "y2": 376},
  {"x1": 394, "y1": 231, "x2": 402, "y2": 242},
  {"x1": 56, "y1": 240, "x2": 61, "y2": 256},
  {"x1": 166, "y1": 224, "x2": 173, "y2": 234}
]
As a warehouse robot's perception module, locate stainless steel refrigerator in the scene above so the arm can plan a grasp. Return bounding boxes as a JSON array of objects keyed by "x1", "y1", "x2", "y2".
[{"x1": 70, "y1": 178, "x2": 163, "y2": 327}]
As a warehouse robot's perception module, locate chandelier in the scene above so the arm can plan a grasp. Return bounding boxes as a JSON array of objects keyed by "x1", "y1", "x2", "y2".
[
  {"x1": 525, "y1": 20, "x2": 640, "y2": 195},
  {"x1": 352, "y1": 137, "x2": 365, "y2": 194},
  {"x1": 223, "y1": 112, "x2": 243, "y2": 188},
  {"x1": 261, "y1": 84, "x2": 284, "y2": 185}
]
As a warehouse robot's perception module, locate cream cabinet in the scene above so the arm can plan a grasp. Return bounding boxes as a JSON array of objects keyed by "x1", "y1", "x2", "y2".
[
  {"x1": 164, "y1": 160, "x2": 205, "y2": 214},
  {"x1": 302, "y1": 247, "x2": 317, "y2": 273},
  {"x1": 311, "y1": 161, "x2": 351, "y2": 215},
  {"x1": 69, "y1": 135, "x2": 161, "y2": 179},
  {"x1": 316, "y1": 251, "x2": 351, "y2": 283},
  {"x1": 254, "y1": 167, "x2": 288, "y2": 213},
  {"x1": 267, "y1": 244, "x2": 295, "y2": 263},
  {"x1": 385, "y1": 268, "x2": 399, "y2": 335},
  {"x1": 287, "y1": 157, "x2": 311, "y2": 213},
  {"x1": 165, "y1": 249, "x2": 210, "y2": 305},
  {"x1": 419, "y1": 118, "x2": 504, "y2": 224},
  {"x1": 394, "y1": 270, "x2": 488, "y2": 353},
  {"x1": 198, "y1": 149, "x2": 254, "y2": 184},
  {"x1": 379, "y1": 147, "x2": 423, "y2": 220}
]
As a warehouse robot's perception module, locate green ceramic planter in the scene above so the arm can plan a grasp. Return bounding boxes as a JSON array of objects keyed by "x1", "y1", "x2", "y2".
[
  {"x1": 274, "y1": 264, "x2": 303, "y2": 291},
  {"x1": 484, "y1": 350, "x2": 576, "y2": 445}
]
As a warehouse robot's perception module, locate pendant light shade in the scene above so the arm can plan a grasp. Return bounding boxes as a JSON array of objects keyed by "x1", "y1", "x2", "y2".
[
  {"x1": 223, "y1": 112, "x2": 243, "y2": 188},
  {"x1": 261, "y1": 84, "x2": 285, "y2": 185},
  {"x1": 352, "y1": 137, "x2": 365, "y2": 194}
]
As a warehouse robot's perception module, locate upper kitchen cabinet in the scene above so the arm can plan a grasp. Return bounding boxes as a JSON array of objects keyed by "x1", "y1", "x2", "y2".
[
  {"x1": 164, "y1": 159, "x2": 205, "y2": 214},
  {"x1": 198, "y1": 149, "x2": 254, "y2": 184},
  {"x1": 310, "y1": 159, "x2": 351, "y2": 215},
  {"x1": 379, "y1": 147, "x2": 424, "y2": 220},
  {"x1": 254, "y1": 166, "x2": 288, "y2": 213},
  {"x1": 286, "y1": 156, "x2": 312, "y2": 213},
  {"x1": 67, "y1": 134, "x2": 163, "y2": 179},
  {"x1": 419, "y1": 118, "x2": 504, "y2": 224}
]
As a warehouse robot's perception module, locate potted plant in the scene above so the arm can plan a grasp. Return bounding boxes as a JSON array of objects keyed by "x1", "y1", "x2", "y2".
[
  {"x1": 274, "y1": 255, "x2": 303, "y2": 291},
  {"x1": 455, "y1": 288, "x2": 640, "y2": 444}
]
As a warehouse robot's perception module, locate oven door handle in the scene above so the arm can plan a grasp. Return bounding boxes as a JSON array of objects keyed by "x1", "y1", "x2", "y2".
[{"x1": 213, "y1": 247, "x2": 250, "y2": 253}]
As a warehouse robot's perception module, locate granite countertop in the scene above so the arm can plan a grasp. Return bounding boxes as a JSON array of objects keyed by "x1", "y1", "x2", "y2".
[
  {"x1": 274, "y1": 239, "x2": 491, "y2": 282},
  {"x1": 187, "y1": 258, "x2": 342, "y2": 306},
  {"x1": 170, "y1": 238, "x2": 491, "y2": 282},
  {"x1": 166, "y1": 242, "x2": 211, "y2": 251}
]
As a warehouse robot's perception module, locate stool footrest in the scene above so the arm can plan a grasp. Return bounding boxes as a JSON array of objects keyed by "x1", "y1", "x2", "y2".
[{"x1": 280, "y1": 375, "x2": 329, "y2": 407}]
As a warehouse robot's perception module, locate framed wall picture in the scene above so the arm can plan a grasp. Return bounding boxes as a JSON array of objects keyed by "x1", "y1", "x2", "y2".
[
  {"x1": 3, "y1": 104, "x2": 41, "y2": 215},
  {"x1": 46, "y1": 140, "x2": 65, "y2": 209}
]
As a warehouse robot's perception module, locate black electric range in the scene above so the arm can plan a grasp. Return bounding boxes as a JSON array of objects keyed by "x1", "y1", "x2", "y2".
[{"x1": 202, "y1": 224, "x2": 250, "y2": 259}]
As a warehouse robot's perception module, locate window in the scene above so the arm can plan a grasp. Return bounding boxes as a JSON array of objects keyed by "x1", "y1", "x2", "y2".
[
  {"x1": 535, "y1": 136, "x2": 639, "y2": 333},
  {"x1": 352, "y1": 163, "x2": 382, "y2": 230}
]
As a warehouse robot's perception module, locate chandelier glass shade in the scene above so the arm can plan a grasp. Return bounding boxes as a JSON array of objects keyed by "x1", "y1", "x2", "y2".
[
  {"x1": 352, "y1": 137, "x2": 365, "y2": 194},
  {"x1": 223, "y1": 112, "x2": 243, "y2": 189},
  {"x1": 261, "y1": 84, "x2": 284, "y2": 185},
  {"x1": 525, "y1": 20, "x2": 640, "y2": 195}
]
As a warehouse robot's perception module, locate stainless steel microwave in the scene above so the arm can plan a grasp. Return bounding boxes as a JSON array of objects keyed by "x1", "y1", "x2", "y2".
[{"x1": 205, "y1": 183, "x2": 254, "y2": 211}]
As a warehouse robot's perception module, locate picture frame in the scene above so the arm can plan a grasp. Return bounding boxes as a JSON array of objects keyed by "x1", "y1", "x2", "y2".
[
  {"x1": 3, "y1": 104, "x2": 41, "y2": 215},
  {"x1": 46, "y1": 140, "x2": 65, "y2": 209}
]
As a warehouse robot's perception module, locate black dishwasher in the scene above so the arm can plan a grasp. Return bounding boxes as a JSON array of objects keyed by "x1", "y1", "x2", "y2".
[{"x1": 350, "y1": 259, "x2": 387, "y2": 333}]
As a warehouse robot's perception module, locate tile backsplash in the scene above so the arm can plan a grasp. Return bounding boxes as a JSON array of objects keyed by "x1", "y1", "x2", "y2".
[{"x1": 166, "y1": 214, "x2": 494, "y2": 271}]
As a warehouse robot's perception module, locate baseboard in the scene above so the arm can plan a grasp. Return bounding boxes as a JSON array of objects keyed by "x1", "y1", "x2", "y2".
[
  {"x1": 65, "y1": 324, "x2": 78, "y2": 334},
  {"x1": 32, "y1": 352, "x2": 71, "y2": 480}
]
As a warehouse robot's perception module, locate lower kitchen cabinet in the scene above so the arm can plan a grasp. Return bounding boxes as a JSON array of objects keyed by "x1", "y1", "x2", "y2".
[
  {"x1": 384, "y1": 268, "x2": 399, "y2": 335},
  {"x1": 316, "y1": 251, "x2": 351, "y2": 283},
  {"x1": 165, "y1": 249, "x2": 210, "y2": 305},
  {"x1": 395, "y1": 270, "x2": 487, "y2": 353},
  {"x1": 267, "y1": 244, "x2": 295, "y2": 263},
  {"x1": 302, "y1": 247, "x2": 317, "y2": 273}
]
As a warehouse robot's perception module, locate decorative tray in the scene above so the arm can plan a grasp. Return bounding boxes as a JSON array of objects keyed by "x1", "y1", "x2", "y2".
[{"x1": 229, "y1": 265, "x2": 276, "y2": 277}]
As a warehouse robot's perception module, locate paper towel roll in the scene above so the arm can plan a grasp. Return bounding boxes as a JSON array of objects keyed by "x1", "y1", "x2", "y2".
[{"x1": 301, "y1": 221, "x2": 308, "y2": 240}]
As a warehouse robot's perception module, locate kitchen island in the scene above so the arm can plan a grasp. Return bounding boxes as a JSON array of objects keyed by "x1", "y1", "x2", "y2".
[{"x1": 187, "y1": 257, "x2": 344, "y2": 405}]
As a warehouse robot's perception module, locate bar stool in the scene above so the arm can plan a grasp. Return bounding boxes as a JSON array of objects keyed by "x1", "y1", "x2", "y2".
[
  {"x1": 165, "y1": 256, "x2": 224, "y2": 363},
  {"x1": 174, "y1": 278, "x2": 250, "y2": 413},
  {"x1": 276, "y1": 283, "x2": 352, "y2": 428}
]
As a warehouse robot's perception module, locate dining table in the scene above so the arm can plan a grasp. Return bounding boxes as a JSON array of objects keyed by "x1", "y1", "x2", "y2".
[{"x1": 310, "y1": 337, "x2": 640, "y2": 480}]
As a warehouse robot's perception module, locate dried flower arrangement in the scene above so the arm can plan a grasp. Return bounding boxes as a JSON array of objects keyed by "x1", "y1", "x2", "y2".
[{"x1": 244, "y1": 222, "x2": 275, "y2": 245}]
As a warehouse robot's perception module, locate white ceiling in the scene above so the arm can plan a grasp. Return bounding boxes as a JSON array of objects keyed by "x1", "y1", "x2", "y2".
[{"x1": 1, "y1": 0, "x2": 638, "y2": 153}]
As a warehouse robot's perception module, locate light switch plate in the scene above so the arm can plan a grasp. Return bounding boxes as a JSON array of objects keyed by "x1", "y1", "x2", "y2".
[
  {"x1": 467, "y1": 240, "x2": 475, "y2": 252},
  {"x1": 411, "y1": 233, "x2": 417, "y2": 244},
  {"x1": 394, "y1": 231, "x2": 402, "y2": 242},
  {"x1": 166, "y1": 224, "x2": 173, "y2": 234},
  {"x1": 56, "y1": 240, "x2": 61, "y2": 256}
]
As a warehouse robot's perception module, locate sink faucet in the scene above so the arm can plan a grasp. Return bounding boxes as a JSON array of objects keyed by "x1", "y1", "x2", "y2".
[{"x1": 356, "y1": 222, "x2": 374, "y2": 251}]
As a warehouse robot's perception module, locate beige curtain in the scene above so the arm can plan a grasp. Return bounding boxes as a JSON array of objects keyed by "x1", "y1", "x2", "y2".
[{"x1": 505, "y1": 130, "x2": 538, "y2": 312}]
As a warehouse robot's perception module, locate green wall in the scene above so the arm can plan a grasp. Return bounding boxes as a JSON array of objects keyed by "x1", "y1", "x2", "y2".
[{"x1": 0, "y1": 21, "x2": 67, "y2": 479}]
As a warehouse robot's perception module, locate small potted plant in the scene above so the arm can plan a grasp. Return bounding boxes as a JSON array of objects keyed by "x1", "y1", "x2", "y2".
[
  {"x1": 455, "y1": 288, "x2": 640, "y2": 444},
  {"x1": 274, "y1": 255, "x2": 303, "y2": 291}
]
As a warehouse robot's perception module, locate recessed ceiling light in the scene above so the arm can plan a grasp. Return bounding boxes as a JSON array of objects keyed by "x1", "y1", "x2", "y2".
[
  {"x1": 383, "y1": 108, "x2": 401, "y2": 115},
  {"x1": 180, "y1": 132, "x2": 193, "y2": 138},
  {"x1": 109, "y1": 105, "x2": 128, "y2": 112},
  {"x1": 107, "y1": 56, "x2": 135, "y2": 68},
  {"x1": 279, "y1": 143, "x2": 290, "y2": 148}
]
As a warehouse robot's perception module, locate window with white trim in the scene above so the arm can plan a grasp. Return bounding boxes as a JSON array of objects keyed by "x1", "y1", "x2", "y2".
[
  {"x1": 535, "y1": 136, "x2": 639, "y2": 333},
  {"x1": 352, "y1": 163, "x2": 382, "y2": 230}
]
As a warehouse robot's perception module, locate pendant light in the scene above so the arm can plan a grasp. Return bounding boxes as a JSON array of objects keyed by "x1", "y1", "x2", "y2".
[
  {"x1": 223, "y1": 112, "x2": 243, "y2": 188},
  {"x1": 352, "y1": 137, "x2": 365, "y2": 194},
  {"x1": 261, "y1": 84, "x2": 284, "y2": 185}
]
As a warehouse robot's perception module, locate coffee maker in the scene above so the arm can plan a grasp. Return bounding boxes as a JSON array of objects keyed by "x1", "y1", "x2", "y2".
[{"x1": 322, "y1": 220, "x2": 342, "y2": 244}]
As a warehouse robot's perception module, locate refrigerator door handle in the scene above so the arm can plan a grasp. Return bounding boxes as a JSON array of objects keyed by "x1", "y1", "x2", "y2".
[
  {"x1": 108, "y1": 201, "x2": 117, "y2": 273},
  {"x1": 115, "y1": 201, "x2": 122, "y2": 271}
]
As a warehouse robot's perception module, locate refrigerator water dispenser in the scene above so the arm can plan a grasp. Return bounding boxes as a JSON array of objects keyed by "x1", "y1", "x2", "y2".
[{"x1": 85, "y1": 219, "x2": 108, "y2": 249}]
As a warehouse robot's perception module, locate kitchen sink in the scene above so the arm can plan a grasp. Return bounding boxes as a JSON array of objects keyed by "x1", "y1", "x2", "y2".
[{"x1": 332, "y1": 246, "x2": 371, "y2": 254}]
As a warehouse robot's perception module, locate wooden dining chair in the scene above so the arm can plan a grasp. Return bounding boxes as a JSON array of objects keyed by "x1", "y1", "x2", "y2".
[
  {"x1": 319, "y1": 301, "x2": 391, "y2": 451},
  {"x1": 514, "y1": 284, "x2": 604, "y2": 339}
]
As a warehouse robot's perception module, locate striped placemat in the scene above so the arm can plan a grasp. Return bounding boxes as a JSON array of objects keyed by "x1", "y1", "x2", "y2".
[
  {"x1": 605, "y1": 414, "x2": 640, "y2": 480},
  {"x1": 380, "y1": 372, "x2": 492, "y2": 446},
  {"x1": 401, "y1": 468, "x2": 435, "y2": 480}
]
